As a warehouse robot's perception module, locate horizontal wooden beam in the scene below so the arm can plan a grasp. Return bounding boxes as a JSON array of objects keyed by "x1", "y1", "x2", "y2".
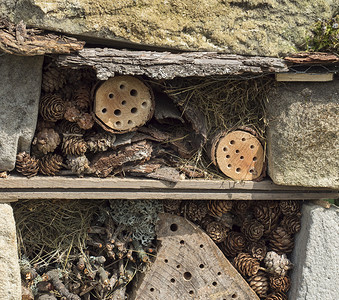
[
  {"x1": 56, "y1": 48, "x2": 288, "y2": 80},
  {"x1": 0, "y1": 176, "x2": 337, "y2": 201},
  {"x1": 276, "y1": 73, "x2": 333, "y2": 82}
]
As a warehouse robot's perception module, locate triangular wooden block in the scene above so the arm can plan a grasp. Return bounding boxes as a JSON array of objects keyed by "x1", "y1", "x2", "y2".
[{"x1": 130, "y1": 213, "x2": 259, "y2": 300}]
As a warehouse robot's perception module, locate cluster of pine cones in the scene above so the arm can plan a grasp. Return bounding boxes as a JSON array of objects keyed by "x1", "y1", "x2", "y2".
[
  {"x1": 16, "y1": 65, "x2": 117, "y2": 177},
  {"x1": 163, "y1": 199, "x2": 302, "y2": 300}
]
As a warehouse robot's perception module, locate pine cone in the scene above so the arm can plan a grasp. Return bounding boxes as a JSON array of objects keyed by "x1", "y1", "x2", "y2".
[
  {"x1": 232, "y1": 200, "x2": 252, "y2": 216},
  {"x1": 218, "y1": 212, "x2": 234, "y2": 229},
  {"x1": 205, "y1": 221, "x2": 230, "y2": 243},
  {"x1": 269, "y1": 275, "x2": 291, "y2": 293},
  {"x1": 253, "y1": 202, "x2": 281, "y2": 235},
  {"x1": 16, "y1": 152, "x2": 39, "y2": 178},
  {"x1": 186, "y1": 201, "x2": 208, "y2": 223},
  {"x1": 247, "y1": 240, "x2": 267, "y2": 261},
  {"x1": 233, "y1": 252, "x2": 260, "y2": 277},
  {"x1": 57, "y1": 120, "x2": 85, "y2": 135},
  {"x1": 221, "y1": 231, "x2": 247, "y2": 257},
  {"x1": 42, "y1": 67, "x2": 66, "y2": 93},
  {"x1": 280, "y1": 200, "x2": 301, "y2": 216},
  {"x1": 248, "y1": 270, "x2": 269, "y2": 298},
  {"x1": 32, "y1": 128, "x2": 60, "y2": 155},
  {"x1": 241, "y1": 218, "x2": 264, "y2": 242},
  {"x1": 269, "y1": 227, "x2": 294, "y2": 254},
  {"x1": 208, "y1": 200, "x2": 233, "y2": 217},
  {"x1": 62, "y1": 135, "x2": 87, "y2": 156},
  {"x1": 266, "y1": 292, "x2": 288, "y2": 300},
  {"x1": 77, "y1": 113, "x2": 95, "y2": 130},
  {"x1": 64, "y1": 106, "x2": 81, "y2": 123},
  {"x1": 73, "y1": 85, "x2": 91, "y2": 110},
  {"x1": 66, "y1": 155, "x2": 91, "y2": 176},
  {"x1": 264, "y1": 251, "x2": 293, "y2": 277},
  {"x1": 40, "y1": 94, "x2": 66, "y2": 122},
  {"x1": 280, "y1": 215, "x2": 301, "y2": 235},
  {"x1": 163, "y1": 200, "x2": 182, "y2": 214},
  {"x1": 36, "y1": 120, "x2": 55, "y2": 132},
  {"x1": 86, "y1": 132, "x2": 116, "y2": 152},
  {"x1": 39, "y1": 154, "x2": 63, "y2": 176}
]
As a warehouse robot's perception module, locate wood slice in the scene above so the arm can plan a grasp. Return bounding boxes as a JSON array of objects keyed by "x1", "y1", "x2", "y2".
[
  {"x1": 130, "y1": 213, "x2": 259, "y2": 300},
  {"x1": 215, "y1": 130, "x2": 264, "y2": 180},
  {"x1": 93, "y1": 76, "x2": 154, "y2": 133}
]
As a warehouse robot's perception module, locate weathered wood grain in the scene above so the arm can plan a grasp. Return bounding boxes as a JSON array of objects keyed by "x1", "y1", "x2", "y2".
[
  {"x1": 130, "y1": 213, "x2": 259, "y2": 300},
  {"x1": 56, "y1": 48, "x2": 289, "y2": 80},
  {"x1": 0, "y1": 176, "x2": 337, "y2": 200}
]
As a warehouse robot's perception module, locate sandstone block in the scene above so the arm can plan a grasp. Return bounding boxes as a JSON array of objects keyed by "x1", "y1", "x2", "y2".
[
  {"x1": 290, "y1": 203, "x2": 339, "y2": 299},
  {"x1": 267, "y1": 79, "x2": 339, "y2": 188},
  {"x1": 1, "y1": 0, "x2": 337, "y2": 56},
  {"x1": 0, "y1": 54, "x2": 43, "y2": 171},
  {"x1": 0, "y1": 203, "x2": 21, "y2": 300}
]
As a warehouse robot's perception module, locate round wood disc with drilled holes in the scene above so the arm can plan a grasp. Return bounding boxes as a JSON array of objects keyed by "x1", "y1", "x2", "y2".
[
  {"x1": 94, "y1": 76, "x2": 154, "y2": 133},
  {"x1": 215, "y1": 130, "x2": 264, "y2": 180}
]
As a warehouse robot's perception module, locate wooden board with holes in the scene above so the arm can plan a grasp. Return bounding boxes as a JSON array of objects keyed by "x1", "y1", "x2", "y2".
[
  {"x1": 215, "y1": 131, "x2": 264, "y2": 181},
  {"x1": 93, "y1": 76, "x2": 154, "y2": 133},
  {"x1": 130, "y1": 213, "x2": 259, "y2": 300}
]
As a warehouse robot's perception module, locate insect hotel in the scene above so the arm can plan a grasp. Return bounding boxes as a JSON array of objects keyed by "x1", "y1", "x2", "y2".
[{"x1": 0, "y1": 2, "x2": 338, "y2": 300}]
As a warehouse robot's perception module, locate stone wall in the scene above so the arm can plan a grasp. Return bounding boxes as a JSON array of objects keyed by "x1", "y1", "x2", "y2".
[{"x1": 1, "y1": 0, "x2": 337, "y2": 56}]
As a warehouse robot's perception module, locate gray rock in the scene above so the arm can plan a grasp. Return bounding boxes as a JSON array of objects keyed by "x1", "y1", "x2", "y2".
[
  {"x1": 0, "y1": 203, "x2": 21, "y2": 300},
  {"x1": 0, "y1": 54, "x2": 43, "y2": 171},
  {"x1": 0, "y1": 0, "x2": 336, "y2": 56},
  {"x1": 267, "y1": 79, "x2": 339, "y2": 188},
  {"x1": 290, "y1": 203, "x2": 339, "y2": 299}
]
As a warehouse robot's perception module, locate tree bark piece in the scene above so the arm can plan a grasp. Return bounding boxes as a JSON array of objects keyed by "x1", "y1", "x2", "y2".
[
  {"x1": 0, "y1": 18, "x2": 84, "y2": 56},
  {"x1": 129, "y1": 213, "x2": 259, "y2": 300},
  {"x1": 90, "y1": 140, "x2": 153, "y2": 177},
  {"x1": 284, "y1": 52, "x2": 339, "y2": 64},
  {"x1": 56, "y1": 48, "x2": 288, "y2": 80}
]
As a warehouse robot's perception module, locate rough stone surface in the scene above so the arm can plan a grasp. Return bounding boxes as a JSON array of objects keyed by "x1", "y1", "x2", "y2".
[
  {"x1": 0, "y1": 54, "x2": 43, "y2": 171},
  {"x1": 0, "y1": 203, "x2": 21, "y2": 300},
  {"x1": 290, "y1": 203, "x2": 339, "y2": 300},
  {"x1": 1, "y1": 0, "x2": 337, "y2": 56},
  {"x1": 267, "y1": 79, "x2": 339, "y2": 188}
]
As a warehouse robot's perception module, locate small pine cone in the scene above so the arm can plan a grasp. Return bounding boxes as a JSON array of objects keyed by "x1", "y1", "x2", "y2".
[
  {"x1": 218, "y1": 212, "x2": 234, "y2": 229},
  {"x1": 62, "y1": 135, "x2": 87, "y2": 156},
  {"x1": 200, "y1": 215, "x2": 216, "y2": 229},
  {"x1": 77, "y1": 113, "x2": 95, "y2": 130},
  {"x1": 247, "y1": 240, "x2": 267, "y2": 261},
  {"x1": 64, "y1": 106, "x2": 81, "y2": 123},
  {"x1": 264, "y1": 251, "x2": 293, "y2": 277},
  {"x1": 73, "y1": 85, "x2": 91, "y2": 110},
  {"x1": 86, "y1": 132, "x2": 116, "y2": 152},
  {"x1": 233, "y1": 252, "x2": 260, "y2": 277},
  {"x1": 163, "y1": 200, "x2": 182, "y2": 214},
  {"x1": 205, "y1": 221, "x2": 230, "y2": 243},
  {"x1": 40, "y1": 94, "x2": 66, "y2": 122},
  {"x1": 266, "y1": 292, "x2": 288, "y2": 300},
  {"x1": 269, "y1": 275, "x2": 291, "y2": 293},
  {"x1": 248, "y1": 270, "x2": 269, "y2": 298},
  {"x1": 42, "y1": 67, "x2": 66, "y2": 93},
  {"x1": 186, "y1": 201, "x2": 208, "y2": 223},
  {"x1": 208, "y1": 200, "x2": 233, "y2": 217},
  {"x1": 280, "y1": 200, "x2": 301, "y2": 216},
  {"x1": 221, "y1": 231, "x2": 247, "y2": 257},
  {"x1": 66, "y1": 155, "x2": 92, "y2": 176},
  {"x1": 241, "y1": 218, "x2": 264, "y2": 242},
  {"x1": 57, "y1": 120, "x2": 85, "y2": 135},
  {"x1": 32, "y1": 128, "x2": 60, "y2": 155},
  {"x1": 280, "y1": 215, "x2": 301, "y2": 235},
  {"x1": 253, "y1": 202, "x2": 281, "y2": 235},
  {"x1": 16, "y1": 152, "x2": 39, "y2": 178},
  {"x1": 269, "y1": 227, "x2": 294, "y2": 254},
  {"x1": 39, "y1": 154, "x2": 63, "y2": 176},
  {"x1": 232, "y1": 200, "x2": 252, "y2": 216}
]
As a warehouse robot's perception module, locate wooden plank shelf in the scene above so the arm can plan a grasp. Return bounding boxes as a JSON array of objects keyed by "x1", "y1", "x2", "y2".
[{"x1": 0, "y1": 176, "x2": 337, "y2": 202}]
